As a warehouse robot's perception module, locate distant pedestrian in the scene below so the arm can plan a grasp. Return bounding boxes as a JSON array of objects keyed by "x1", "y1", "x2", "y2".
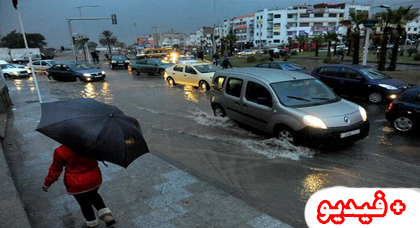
[
  {"x1": 104, "y1": 53, "x2": 109, "y2": 61},
  {"x1": 212, "y1": 52, "x2": 219, "y2": 65},
  {"x1": 221, "y1": 55, "x2": 233, "y2": 69},
  {"x1": 91, "y1": 52, "x2": 97, "y2": 64},
  {"x1": 198, "y1": 50, "x2": 204, "y2": 61},
  {"x1": 94, "y1": 51, "x2": 100, "y2": 63},
  {"x1": 43, "y1": 145, "x2": 116, "y2": 228},
  {"x1": 338, "y1": 49, "x2": 344, "y2": 61}
]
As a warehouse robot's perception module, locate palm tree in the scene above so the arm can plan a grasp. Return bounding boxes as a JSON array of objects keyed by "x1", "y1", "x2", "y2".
[
  {"x1": 75, "y1": 36, "x2": 89, "y2": 61},
  {"x1": 388, "y1": 6, "x2": 420, "y2": 71},
  {"x1": 296, "y1": 35, "x2": 309, "y2": 52},
  {"x1": 324, "y1": 32, "x2": 339, "y2": 57},
  {"x1": 220, "y1": 37, "x2": 227, "y2": 55},
  {"x1": 311, "y1": 36, "x2": 323, "y2": 57},
  {"x1": 376, "y1": 8, "x2": 395, "y2": 70},
  {"x1": 341, "y1": 11, "x2": 368, "y2": 64},
  {"x1": 225, "y1": 33, "x2": 237, "y2": 56},
  {"x1": 98, "y1": 30, "x2": 118, "y2": 56},
  {"x1": 287, "y1": 37, "x2": 294, "y2": 51}
]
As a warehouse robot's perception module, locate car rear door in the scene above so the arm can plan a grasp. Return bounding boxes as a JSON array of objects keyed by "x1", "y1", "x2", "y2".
[
  {"x1": 31, "y1": 61, "x2": 40, "y2": 71},
  {"x1": 40, "y1": 61, "x2": 50, "y2": 71},
  {"x1": 313, "y1": 67, "x2": 343, "y2": 94},
  {"x1": 61, "y1": 64, "x2": 74, "y2": 81},
  {"x1": 48, "y1": 64, "x2": 62, "y2": 79},
  {"x1": 146, "y1": 60, "x2": 157, "y2": 74},
  {"x1": 185, "y1": 65, "x2": 199, "y2": 86},
  {"x1": 339, "y1": 67, "x2": 369, "y2": 98},
  {"x1": 241, "y1": 79, "x2": 274, "y2": 131},
  {"x1": 223, "y1": 77, "x2": 245, "y2": 121},
  {"x1": 410, "y1": 91, "x2": 420, "y2": 123},
  {"x1": 171, "y1": 65, "x2": 185, "y2": 84}
]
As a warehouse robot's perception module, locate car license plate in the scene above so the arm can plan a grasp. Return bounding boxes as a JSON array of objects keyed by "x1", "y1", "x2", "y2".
[
  {"x1": 118, "y1": 64, "x2": 124, "y2": 66},
  {"x1": 340, "y1": 129, "x2": 360, "y2": 138},
  {"x1": 95, "y1": 75, "x2": 102, "y2": 78}
]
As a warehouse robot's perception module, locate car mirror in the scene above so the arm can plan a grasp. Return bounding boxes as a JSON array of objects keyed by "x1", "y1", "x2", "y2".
[{"x1": 257, "y1": 97, "x2": 270, "y2": 106}]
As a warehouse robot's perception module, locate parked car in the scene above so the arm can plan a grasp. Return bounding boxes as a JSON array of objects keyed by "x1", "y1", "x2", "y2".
[
  {"x1": 255, "y1": 62, "x2": 310, "y2": 74},
  {"x1": 109, "y1": 55, "x2": 130, "y2": 69},
  {"x1": 164, "y1": 63, "x2": 220, "y2": 90},
  {"x1": 46, "y1": 63, "x2": 105, "y2": 82},
  {"x1": 130, "y1": 58, "x2": 173, "y2": 76},
  {"x1": 238, "y1": 50, "x2": 256, "y2": 56},
  {"x1": 177, "y1": 55, "x2": 199, "y2": 64},
  {"x1": 12, "y1": 53, "x2": 51, "y2": 64},
  {"x1": 27, "y1": 60, "x2": 59, "y2": 73},
  {"x1": 210, "y1": 68, "x2": 370, "y2": 146},
  {"x1": 0, "y1": 62, "x2": 30, "y2": 78},
  {"x1": 0, "y1": 60, "x2": 32, "y2": 74},
  {"x1": 386, "y1": 87, "x2": 420, "y2": 133},
  {"x1": 311, "y1": 65, "x2": 408, "y2": 103}
]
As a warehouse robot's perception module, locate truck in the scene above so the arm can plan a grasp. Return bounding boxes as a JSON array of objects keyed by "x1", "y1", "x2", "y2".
[{"x1": 12, "y1": 52, "x2": 53, "y2": 64}]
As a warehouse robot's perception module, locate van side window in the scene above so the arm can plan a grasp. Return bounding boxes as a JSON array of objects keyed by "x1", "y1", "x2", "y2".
[
  {"x1": 212, "y1": 76, "x2": 226, "y2": 91},
  {"x1": 246, "y1": 82, "x2": 272, "y2": 107},
  {"x1": 225, "y1": 78, "x2": 243, "y2": 98},
  {"x1": 173, "y1": 65, "x2": 184, "y2": 72}
]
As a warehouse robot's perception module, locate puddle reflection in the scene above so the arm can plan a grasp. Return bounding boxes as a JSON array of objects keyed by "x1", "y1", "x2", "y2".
[{"x1": 301, "y1": 173, "x2": 328, "y2": 200}]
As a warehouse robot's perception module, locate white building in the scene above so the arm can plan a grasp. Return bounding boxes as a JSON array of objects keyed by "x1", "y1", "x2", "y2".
[
  {"x1": 231, "y1": 15, "x2": 255, "y2": 46},
  {"x1": 253, "y1": 3, "x2": 370, "y2": 47},
  {"x1": 406, "y1": 9, "x2": 420, "y2": 41}
]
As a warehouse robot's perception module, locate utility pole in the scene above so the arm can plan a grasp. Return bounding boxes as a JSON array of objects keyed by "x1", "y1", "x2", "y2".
[
  {"x1": 213, "y1": 0, "x2": 217, "y2": 54},
  {"x1": 362, "y1": 0, "x2": 373, "y2": 66},
  {"x1": 134, "y1": 23, "x2": 139, "y2": 44}
]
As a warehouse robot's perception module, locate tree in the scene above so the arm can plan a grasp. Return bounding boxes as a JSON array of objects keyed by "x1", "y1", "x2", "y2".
[
  {"x1": 388, "y1": 6, "x2": 420, "y2": 71},
  {"x1": 220, "y1": 37, "x2": 227, "y2": 55},
  {"x1": 296, "y1": 35, "x2": 308, "y2": 52},
  {"x1": 98, "y1": 30, "x2": 118, "y2": 56},
  {"x1": 0, "y1": 30, "x2": 47, "y2": 48},
  {"x1": 75, "y1": 35, "x2": 89, "y2": 61},
  {"x1": 116, "y1": 42, "x2": 126, "y2": 54},
  {"x1": 376, "y1": 8, "x2": 395, "y2": 70},
  {"x1": 225, "y1": 33, "x2": 237, "y2": 56},
  {"x1": 87, "y1": 41, "x2": 98, "y2": 50},
  {"x1": 311, "y1": 36, "x2": 323, "y2": 57},
  {"x1": 287, "y1": 37, "x2": 294, "y2": 50},
  {"x1": 341, "y1": 11, "x2": 368, "y2": 64}
]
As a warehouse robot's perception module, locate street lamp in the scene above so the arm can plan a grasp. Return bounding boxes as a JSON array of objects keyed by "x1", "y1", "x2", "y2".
[
  {"x1": 76, "y1": 5, "x2": 99, "y2": 34},
  {"x1": 362, "y1": 2, "x2": 389, "y2": 66}
]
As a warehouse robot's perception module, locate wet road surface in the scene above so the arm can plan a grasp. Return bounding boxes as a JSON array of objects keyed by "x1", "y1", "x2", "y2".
[{"x1": 9, "y1": 67, "x2": 420, "y2": 227}]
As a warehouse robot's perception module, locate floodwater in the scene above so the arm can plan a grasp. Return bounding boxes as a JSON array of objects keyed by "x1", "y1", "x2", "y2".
[{"x1": 9, "y1": 67, "x2": 420, "y2": 227}]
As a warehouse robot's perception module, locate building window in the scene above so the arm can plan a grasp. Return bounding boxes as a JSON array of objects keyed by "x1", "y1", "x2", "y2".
[
  {"x1": 313, "y1": 22, "x2": 323, "y2": 26},
  {"x1": 329, "y1": 13, "x2": 337, "y2": 17},
  {"x1": 256, "y1": 33, "x2": 259, "y2": 36},
  {"x1": 300, "y1": 22, "x2": 309, "y2": 26},
  {"x1": 300, "y1": 14, "x2": 309, "y2": 18},
  {"x1": 408, "y1": 28, "x2": 411, "y2": 31},
  {"x1": 257, "y1": 16, "x2": 259, "y2": 20},
  {"x1": 274, "y1": 14, "x2": 281, "y2": 18},
  {"x1": 274, "y1": 39, "x2": 280, "y2": 43},
  {"x1": 274, "y1": 23, "x2": 281, "y2": 27},
  {"x1": 415, "y1": 28, "x2": 418, "y2": 31},
  {"x1": 314, "y1": 13, "x2": 324, "y2": 17},
  {"x1": 288, "y1": 14, "x2": 294, "y2": 18},
  {"x1": 261, "y1": 16, "x2": 263, "y2": 19},
  {"x1": 274, "y1": 32, "x2": 280, "y2": 36},
  {"x1": 339, "y1": 13, "x2": 344, "y2": 17}
]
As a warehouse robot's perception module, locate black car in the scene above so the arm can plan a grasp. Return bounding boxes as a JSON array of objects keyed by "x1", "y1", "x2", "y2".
[
  {"x1": 109, "y1": 55, "x2": 130, "y2": 69},
  {"x1": 255, "y1": 61, "x2": 310, "y2": 74},
  {"x1": 130, "y1": 58, "x2": 173, "y2": 76},
  {"x1": 386, "y1": 87, "x2": 420, "y2": 133},
  {"x1": 47, "y1": 63, "x2": 106, "y2": 82},
  {"x1": 311, "y1": 65, "x2": 408, "y2": 103}
]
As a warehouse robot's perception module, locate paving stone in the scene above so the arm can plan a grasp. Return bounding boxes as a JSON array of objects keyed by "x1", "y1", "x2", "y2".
[
  {"x1": 248, "y1": 214, "x2": 293, "y2": 228},
  {"x1": 132, "y1": 204, "x2": 187, "y2": 227},
  {"x1": 144, "y1": 188, "x2": 193, "y2": 209}
]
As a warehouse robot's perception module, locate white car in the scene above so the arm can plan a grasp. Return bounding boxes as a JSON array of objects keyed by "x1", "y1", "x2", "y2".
[
  {"x1": 238, "y1": 50, "x2": 256, "y2": 56},
  {"x1": 27, "y1": 60, "x2": 59, "y2": 73},
  {"x1": 177, "y1": 55, "x2": 199, "y2": 64},
  {"x1": 164, "y1": 63, "x2": 220, "y2": 90},
  {"x1": 0, "y1": 63, "x2": 30, "y2": 78}
]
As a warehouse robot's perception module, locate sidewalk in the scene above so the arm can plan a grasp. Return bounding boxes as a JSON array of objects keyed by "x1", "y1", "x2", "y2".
[{"x1": 2, "y1": 76, "x2": 293, "y2": 227}]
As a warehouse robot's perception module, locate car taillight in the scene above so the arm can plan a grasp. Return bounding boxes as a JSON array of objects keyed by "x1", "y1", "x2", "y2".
[
  {"x1": 388, "y1": 100, "x2": 395, "y2": 110},
  {"x1": 309, "y1": 72, "x2": 312, "y2": 76}
]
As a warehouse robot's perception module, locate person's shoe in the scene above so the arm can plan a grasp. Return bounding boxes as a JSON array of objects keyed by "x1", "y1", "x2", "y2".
[
  {"x1": 85, "y1": 219, "x2": 99, "y2": 228},
  {"x1": 98, "y1": 208, "x2": 116, "y2": 227}
]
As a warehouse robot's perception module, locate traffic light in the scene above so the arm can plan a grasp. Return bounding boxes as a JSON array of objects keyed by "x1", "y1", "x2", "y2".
[{"x1": 111, "y1": 14, "x2": 117, "y2": 25}]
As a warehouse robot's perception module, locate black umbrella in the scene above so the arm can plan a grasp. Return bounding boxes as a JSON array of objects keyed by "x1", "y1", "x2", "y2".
[{"x1": 36, "y1": 98, "x2": 149, "y2": 168}]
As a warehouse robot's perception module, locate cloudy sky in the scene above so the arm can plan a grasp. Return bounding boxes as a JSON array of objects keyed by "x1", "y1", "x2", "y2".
[{"x1": 1, "y1": 0, "x2": 419, "y2": 48}]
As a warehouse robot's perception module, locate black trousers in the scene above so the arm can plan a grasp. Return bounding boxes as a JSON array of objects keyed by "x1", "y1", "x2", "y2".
[{"x1": 73, "y1": 187, "x2": 106, "y2": 221}]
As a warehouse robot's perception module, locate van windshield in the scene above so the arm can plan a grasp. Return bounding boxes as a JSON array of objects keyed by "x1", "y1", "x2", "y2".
[{"x1": 271, "y1": 79, "x2": 340, "y2": 107}]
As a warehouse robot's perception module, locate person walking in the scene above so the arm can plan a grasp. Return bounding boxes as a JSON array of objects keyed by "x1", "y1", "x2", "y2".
[
  {"x1": 221, "y1": 55, "x2": 233, "y2": 69},
  {"x1": 91, "y1": 52, "x2": 97, "y2": 64},
  {"x1": 42, "y1": 145, "x2": 116, "y2": 228},
  {"x1": 212, "y1": 52, "x2": 219, "y2": 65}
]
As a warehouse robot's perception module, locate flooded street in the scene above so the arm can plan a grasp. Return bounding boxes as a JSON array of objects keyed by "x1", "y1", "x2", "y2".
[{"x1": 10, "y1": 67, "x2": 420, "y2": 228}]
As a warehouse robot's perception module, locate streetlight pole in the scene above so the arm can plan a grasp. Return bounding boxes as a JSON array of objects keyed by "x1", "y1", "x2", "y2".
[
  {"x1": 213, "y1": 0, "x2": 217, "y2": 55},
  {"x1": 134, "y1": 23, "x2": 139, "y2": 44},
  {"x1": 76, "y1": 5, "x2": 98, "y2": 35},
  {"x1": 362, "y1": 0, "x2": 373, "y2": 66}
]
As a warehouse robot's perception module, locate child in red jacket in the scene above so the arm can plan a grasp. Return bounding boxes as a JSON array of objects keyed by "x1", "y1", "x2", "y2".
[{"x1": 43, "y1": 145, "x2": 116, "y2": 227}]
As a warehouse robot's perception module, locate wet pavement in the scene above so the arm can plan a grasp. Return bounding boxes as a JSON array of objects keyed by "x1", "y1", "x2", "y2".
[{"x1": 5, "y1": 66, "x2": 420, "y2": 228}]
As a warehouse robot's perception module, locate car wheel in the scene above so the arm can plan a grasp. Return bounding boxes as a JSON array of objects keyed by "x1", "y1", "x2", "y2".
[
  {"x1": 167, "y1": 77, "x2": 176, "y2": 86},
  {"x1": 75, "y1": 76, "x2": 82, "y2": 82},
  {"x1": 213, "y1": 105, "x2": 225, "y2": 117},
  {"x1": 199, "y1": 81, "x2": 209, "y2": 91},
  {"x1": 132, "y1": 68, "x2": 139, "y2": 75},
  {"x1": 3, "y1": 74, "x2": 10, "y2": 78},
  {"x1": 392, "y1": 116, "x2": 414, "y2": 133},
  {"x1": 368, "y1": 92, "x2": 382, "y2": 103},
  {"x1": 276, "y1": 126, "x2": 297, "y2": 145}
]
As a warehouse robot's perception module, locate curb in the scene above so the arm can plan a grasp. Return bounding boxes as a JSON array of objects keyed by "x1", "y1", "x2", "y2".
[{"x1": 0, "y1": 111, "x2": 32, "y2": 228}]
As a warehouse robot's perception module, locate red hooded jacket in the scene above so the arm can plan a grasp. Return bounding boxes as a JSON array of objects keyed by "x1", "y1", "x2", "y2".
[{"x1": 44, "y1": 145, "x2": 102, "y2": 194}]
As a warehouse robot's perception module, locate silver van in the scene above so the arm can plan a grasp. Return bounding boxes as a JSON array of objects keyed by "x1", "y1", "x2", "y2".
[{"x1": 210, "y1": 68, "x2": 370, "y2": 146}]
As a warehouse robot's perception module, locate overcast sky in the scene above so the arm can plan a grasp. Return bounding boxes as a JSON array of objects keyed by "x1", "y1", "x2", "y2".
[{"x1": 1, "y1": 0, "x2": 419, "y2": 48}]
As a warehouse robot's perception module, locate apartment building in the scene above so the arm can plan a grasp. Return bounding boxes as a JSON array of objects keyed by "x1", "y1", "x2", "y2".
[
  {"x1": 406, "y1": 9, "x2": 420, "y2": 41},
  {"x1": 253, "y1": 3, "x2": 369, "y2": 47}
]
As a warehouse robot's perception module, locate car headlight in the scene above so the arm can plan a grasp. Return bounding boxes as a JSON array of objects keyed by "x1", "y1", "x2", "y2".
[
  {"x1": 111, "y1": 61, "x2": 116, "y2": 63},
  {"x1": 379, "y1": 84, "x2": 397, "y2": 90},
  {"x1": 83, "y1": 73, "x2": 91, "y2": 77},
  {"x1": 303, "y1": 115, "x2": 327, "y2": 129},
  {"x1": 11, "y1": 71, "x2": 19, "y2": 75},
  {"x1": 101, "y1": 71, "x2": 106, "y2": 75},
  {"x1": 359, "y1": 106, "x2": 367, "y2": 122}
]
